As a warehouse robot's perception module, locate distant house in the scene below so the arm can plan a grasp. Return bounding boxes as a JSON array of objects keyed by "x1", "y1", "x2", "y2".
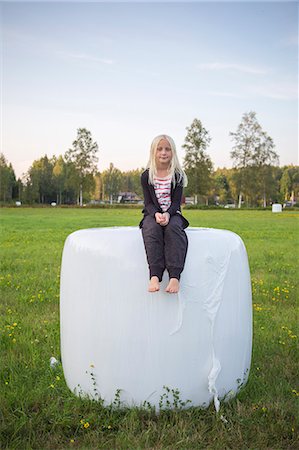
[{"x1": 117, "y1": 192, "x2": 142, "y2": 204}]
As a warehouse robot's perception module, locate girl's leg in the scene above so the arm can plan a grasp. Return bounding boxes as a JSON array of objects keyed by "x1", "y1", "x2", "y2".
[
  {"x1": 164, "y1": 215, "x2": 188, "y2": 281},
  {"x1": 141, "y1": 215, "x2": 165, "y2": 282}
]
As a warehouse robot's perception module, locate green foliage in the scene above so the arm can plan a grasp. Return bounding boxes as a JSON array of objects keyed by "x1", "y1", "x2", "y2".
[
  {"x1": 120, "y1": 168, "x2": 144, "y2": 197},
  {"x1": 1, "y1": 115, "x2": 298, "y2": 208},
  {"x1": 183, "y1": 118, "x2": 213, "y2": 201},
  {"x1": 230, "y1": 112, "x2": 280, "y2": 207},
  {"x1": 280, "y1": 165, "x2": 299, "y2": 202},
  {"x1": 101, "y1": 163, "x2": 123, "y2": 202},
  {"x1": 26, "y1": 155, "x2": 56, "y2": 204},
  {"x1": 65, "y1": 128, "x2": 99, "y2": 179},
  {"x1": 159, "y1": 386, "x2": 192, "y2": 410},
  {"x1": 0, "y1": 208, "x2": 298, "y2": 449},
  {"x1": 211, "y1": 168, "x2": 232, "y2": 204},
  {"x1": 230, "y1": 111, "x2": 278, "y2": 168},
  {"x1": 0, "y1": 153, "x2": 17, "y2": 202},
  {"x1": 65, "y1": 128, "x2": 99, "y2": 206}
]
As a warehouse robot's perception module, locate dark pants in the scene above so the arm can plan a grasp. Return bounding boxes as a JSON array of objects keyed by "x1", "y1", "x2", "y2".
[{"x1": 141, "y1": 215, "x2": 188, "y2": 281}]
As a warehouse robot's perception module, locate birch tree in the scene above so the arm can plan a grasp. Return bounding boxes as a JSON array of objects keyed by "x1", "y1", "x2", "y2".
[
  {"x1": 183, "y1": 118, "x2": 213, "y2": 204},
  {"x1": 230, "y1": 111, "x2": 278, "y2": 207},
  {"x1": 65, "y1": 128, "x2": 99, "y2": 206}
]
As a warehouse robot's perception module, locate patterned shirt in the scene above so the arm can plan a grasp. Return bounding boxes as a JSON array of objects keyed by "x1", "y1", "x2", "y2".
[{"x1": 153, "y1": 176, "x2": 172, "y2": 212}]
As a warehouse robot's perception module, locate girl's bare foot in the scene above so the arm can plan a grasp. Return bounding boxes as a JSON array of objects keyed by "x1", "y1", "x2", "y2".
[
  {"x1": 166, "y1": 278, "x2": 180, "y2": 293},
  {"x1": 148, "y1": 276, "x2": 160, "y2": 292}
]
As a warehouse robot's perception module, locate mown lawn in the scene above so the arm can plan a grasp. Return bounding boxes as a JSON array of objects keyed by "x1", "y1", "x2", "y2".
[{"x1": 0, "y1": 207, "x2": 298, "y2": 449}]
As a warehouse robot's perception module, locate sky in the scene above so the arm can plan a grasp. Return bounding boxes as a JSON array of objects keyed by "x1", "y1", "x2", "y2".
[{"x1": 1, "y1": 1, "x2": 298, "y2": 179}]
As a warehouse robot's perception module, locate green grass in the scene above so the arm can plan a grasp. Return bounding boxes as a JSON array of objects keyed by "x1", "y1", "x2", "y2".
[{"x1": 0, "y1": 207, "x2": 298, "y2": 449}]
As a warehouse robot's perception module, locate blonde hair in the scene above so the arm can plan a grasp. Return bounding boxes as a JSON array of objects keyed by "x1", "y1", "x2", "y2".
[{"x1": 146, "y1": 134, "x2": 187, "y2": 187}]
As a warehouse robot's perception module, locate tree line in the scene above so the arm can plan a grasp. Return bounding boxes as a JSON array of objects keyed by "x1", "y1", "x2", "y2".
[{"x1": 1, "y1": 111, "x2": 298, "y2": 207}]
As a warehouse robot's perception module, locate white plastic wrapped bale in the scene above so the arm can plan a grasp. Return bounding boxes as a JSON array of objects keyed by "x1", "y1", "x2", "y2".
[
  {"x1": 60, "y1": 227, "x2": 252, "y2": 411},
  {"x1": 272, "y1": 203, "x2": 282, "y2": 213}
]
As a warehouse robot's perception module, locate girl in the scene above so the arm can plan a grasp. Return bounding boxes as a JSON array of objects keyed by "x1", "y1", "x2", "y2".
[{"x1": 139, "y1": 134, "x2": 189, "y2": 293}]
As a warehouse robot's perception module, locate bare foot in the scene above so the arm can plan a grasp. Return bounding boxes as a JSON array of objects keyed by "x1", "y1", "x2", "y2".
[
  {"x1": 148, "y1": 276, "x2": 160, "y2": 292},
  {"x1": 166, "y1": 278, "x2": 180, "y2": 293}
]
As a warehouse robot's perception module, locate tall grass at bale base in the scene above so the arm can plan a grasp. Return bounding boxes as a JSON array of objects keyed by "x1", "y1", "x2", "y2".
[{"x1": 0, "y1": 208, "x2": 298, "y2": 449}]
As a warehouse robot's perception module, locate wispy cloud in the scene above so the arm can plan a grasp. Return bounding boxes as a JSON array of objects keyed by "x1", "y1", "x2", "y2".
[
  {"x1": 207, "y1": 90, "x2": 245, "y2": 99},
  {"x1": 62, "y1": 52, "x2": 115, "y2": 65},
  {"x1": 197, "y1": 62, "x2": 267, "y2": 75},
  {"x1": 249, "y1": 81, "x2": 298, "y2": 100},
  {"x1": 206, "y1": 80, "x2": 298, "y2": 101}
]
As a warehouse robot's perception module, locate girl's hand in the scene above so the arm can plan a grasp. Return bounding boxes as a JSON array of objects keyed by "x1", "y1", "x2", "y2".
[
  {"x1": 160, "y1": 212, "x2": 170, "y2": 226},
  {"x1": 155, "y1": 212, "x2": 164, "y2": 224}
]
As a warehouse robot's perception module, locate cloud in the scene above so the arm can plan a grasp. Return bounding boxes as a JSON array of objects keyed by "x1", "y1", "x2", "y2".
[
  {"x1": 249, "y1": 81, "x2": 298, "y2": 100},
  {"x1": 62, "y1": 52, "x2": 115, "y2": 65},
  {"x1": 197, "y1": 62, "x2": 267, "y2": 75},
  {"x1": 206, "y1": 80, "x2": 297, "y2": 101},
  {"x1": 207, "y1": 91, "x2": 245, "y2": 99}
]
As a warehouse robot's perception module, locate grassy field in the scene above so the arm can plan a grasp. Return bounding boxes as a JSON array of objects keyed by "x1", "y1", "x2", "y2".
[{"x1": 0, "y1": 207, "x2": 298, "y2": 449}]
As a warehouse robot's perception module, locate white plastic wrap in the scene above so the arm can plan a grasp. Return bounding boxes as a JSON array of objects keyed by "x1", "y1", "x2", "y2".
[
  {"x1": 60, "y1": 227, "x2": 252, "y2": 411},
  {"x1": 272, "y1": 203, "x2": 282, "y2": 213}
]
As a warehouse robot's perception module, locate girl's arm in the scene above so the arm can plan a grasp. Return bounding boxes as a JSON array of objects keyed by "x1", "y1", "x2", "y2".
[
  {"x1": 141, "y1": 172, "x2": 160, "y2": 217},
  {"x1": 167, "y1": 183, "x2": 183, "y2": 216}
]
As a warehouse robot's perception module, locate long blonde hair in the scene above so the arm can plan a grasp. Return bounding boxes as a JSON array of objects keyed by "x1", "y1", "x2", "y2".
[{"x1": 146, "y1": 134, "x2": 187, "y2": 187}]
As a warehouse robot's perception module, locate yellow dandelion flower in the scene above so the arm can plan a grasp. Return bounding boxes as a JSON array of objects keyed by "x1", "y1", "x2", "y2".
[{"x1": 84, "y1": 422, "x2": 90, "y2": 429}]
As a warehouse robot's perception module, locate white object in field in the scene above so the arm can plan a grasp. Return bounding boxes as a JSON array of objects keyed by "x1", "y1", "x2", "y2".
[
  {"x1": 272, "y1": 203, "x2": 282, "y2": 213},
  {"x1": 51, "y1": 202, "x2": 57, "y2": 207},
  {"x1": 50, "y1": 356, "x2": 59, "y2": 368},
  {"x1": 60, "y1": 227, "x2": 252, "y2": 411},
  {"x1": 15, "y1": 201, "x2": 21, "y2": 206}
]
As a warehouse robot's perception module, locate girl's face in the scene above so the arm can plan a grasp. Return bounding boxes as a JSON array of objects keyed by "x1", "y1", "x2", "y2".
[{"x1": 155, "y1": 138, "x2": 172, "y2": 166}]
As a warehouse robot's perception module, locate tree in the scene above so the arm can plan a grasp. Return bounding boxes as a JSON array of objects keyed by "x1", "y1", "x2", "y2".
[
  {"x1": 211, "y1": 168, "x2": 232, "y2": 204},
  {"x1": 0, "y1": 154, "x2": 17, "y2": 202},
  {"x1": 27, "y1": 155, "x2": 55, "y2": 203},
  {"x1": 230, "y1": 111, "x2": 279, "y2": 207},
  {"x1": 93, "y1": 172, "x2": 102, "y2": 202},
  {"x1": 289, "y1": 166, "x2": 299, "y2": 203},
  {"x1": 120, "y1": 168, "x2": 144, "y2": 197},
  {"x1": 65, "y1": 128, "x2": 99, "y2": 206},
  {"x1": 63, "y1": 160, "x2": 79, "y2": 204},
  {"x1": 280, "y1": 165, "x2": 299, "y2": 203},
  {"x1": 183, "y1": 118, "x2": 213, "y2": 204},
  {"x1": 102, "y1": 163, "x2": 122, "y2": 204},
  {"x1": 53, "y1": 156, "x2": 67, "y2": 204}
]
